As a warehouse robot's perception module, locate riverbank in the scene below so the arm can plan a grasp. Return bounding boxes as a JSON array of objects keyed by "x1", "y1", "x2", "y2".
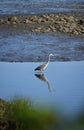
[
  {"x1": 0, "y1": 13, "x2": 84, "y2": 36},
  {"x1": 0, "y1": 98, "x2": 84, "y2": 130},
  {"x1": 0, "y1": 98, "x2": 54, "y2": 130}
]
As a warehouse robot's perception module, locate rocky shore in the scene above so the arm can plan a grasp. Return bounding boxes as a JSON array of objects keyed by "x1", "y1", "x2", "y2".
[{"x1": 0, "y1": 13, "x2": 84, "y2": 36}]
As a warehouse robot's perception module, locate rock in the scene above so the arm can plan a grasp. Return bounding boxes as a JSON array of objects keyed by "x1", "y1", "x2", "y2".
[
  {"x1": 49, "y1": 25, "x2": 56, "y2": 32},
  {"x1": 43, "y1": 28, "x2": 51, "y2": 32},
  {"x1": 0, "y1": 19, "x2": 4, "y2": 24},
  {"x1": 78, "y1": 19, "x2": 84, "y2": 25},
  {"x1": 0, "y1": 13, "x2": 84, "y2": 36},
  {"x1": 63, "y1": 27, "x2": 69, "y2": 33},
  {"x1": 8, "y1": 16, "x2": 18, "y2": 22},
  {"x1": 25, "y1": 19, "x2": 31, "y2": 24}
]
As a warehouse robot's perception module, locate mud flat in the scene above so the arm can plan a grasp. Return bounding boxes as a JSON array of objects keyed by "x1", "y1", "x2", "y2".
[{"x1": 0, "y1": 13, "x2": 84, "y2": 36}]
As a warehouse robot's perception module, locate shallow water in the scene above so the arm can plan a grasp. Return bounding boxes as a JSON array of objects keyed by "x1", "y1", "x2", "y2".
[
  {"x1": 0, "y1": 30, "x2": 84, "y2": 62},
  {"x1": 0, "y1": 61, "x2": 84, "y2": 118},
  {"x1": 0, "y1": 0, "x2": 84, "y2": 15}
]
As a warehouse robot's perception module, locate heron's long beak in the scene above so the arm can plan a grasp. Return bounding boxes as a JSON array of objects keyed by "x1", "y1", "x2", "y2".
[{"x1": 53, "y1": 54, "x2": 58, "y2": 56}]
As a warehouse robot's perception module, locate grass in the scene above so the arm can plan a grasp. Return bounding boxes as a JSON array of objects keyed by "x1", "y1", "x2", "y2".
[{"x1": 0, "y1": 97, "x2": 84, "y2": 130}]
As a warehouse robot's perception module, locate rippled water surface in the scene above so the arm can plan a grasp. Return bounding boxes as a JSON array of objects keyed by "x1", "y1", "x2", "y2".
[
  {"x1": 0, "y1": 29, "x2": 84, "y2": 62},
  {"x1": 0, "y1": 0, "x2": 84, "y2": 15}
]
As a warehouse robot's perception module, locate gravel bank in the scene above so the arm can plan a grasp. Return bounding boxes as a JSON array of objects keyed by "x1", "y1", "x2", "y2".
[{"x1": 0, "y1": 13, "x2": 84, "y2": 36}]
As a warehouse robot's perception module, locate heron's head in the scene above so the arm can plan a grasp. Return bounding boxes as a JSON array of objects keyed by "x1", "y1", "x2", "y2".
[{"x1": 49, "y1": 53, "x2": 54, "y2": 57}]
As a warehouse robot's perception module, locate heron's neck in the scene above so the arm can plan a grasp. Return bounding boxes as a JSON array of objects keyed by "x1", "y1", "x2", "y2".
[{"x1": 48, "y1": 55, "x2": 51, "y2": 62}]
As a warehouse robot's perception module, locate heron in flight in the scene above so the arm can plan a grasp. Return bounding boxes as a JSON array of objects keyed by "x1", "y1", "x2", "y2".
[{"x1": 34, "y1": 54, "x2": 54, "y2": 71}]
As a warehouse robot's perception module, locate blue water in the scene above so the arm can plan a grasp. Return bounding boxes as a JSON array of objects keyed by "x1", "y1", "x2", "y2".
[
  {"x1": 0, "y1": 0, "x2": 84, "y2": 4},
  {"x1": 0, "y1": 0, "x2": 84, "y2": 119},
  {"x1": 0, "y1": 61, "x2": 84, "y2": 117},
  {"x1": 0, "y1": 32, "x2": 84, "y2": 62},
  {"x1": 0, "y1": 0, "x2": 84, "y2": 15}
]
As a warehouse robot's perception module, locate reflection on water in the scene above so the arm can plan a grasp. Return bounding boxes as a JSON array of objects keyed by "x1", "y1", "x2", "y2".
[
  {"x1": 0, "y1": 61, "x2": 84, "y2": 118},
  {"x1": 35, "y1": 73, "x2": 53, "y2": 92}
]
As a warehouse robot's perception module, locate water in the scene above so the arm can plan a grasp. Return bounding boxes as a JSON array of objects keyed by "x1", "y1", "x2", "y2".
[
  {"x1": 0, "y1": 61, "x2": 84, "y2": 118},
  {"x1": 0, "y1": 0, "x2": 84, "y2": 15},
  {"x1": 0, "y1": 0, "x2": 84, "y2": 120},
  {"x1": 0, "y1": 31, "x2": 84, "y2": 62}
]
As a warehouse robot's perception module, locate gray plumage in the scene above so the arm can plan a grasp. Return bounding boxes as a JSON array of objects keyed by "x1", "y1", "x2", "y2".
[{"x1": 34, "y1": 54, "x2": 54, "y2": 71}]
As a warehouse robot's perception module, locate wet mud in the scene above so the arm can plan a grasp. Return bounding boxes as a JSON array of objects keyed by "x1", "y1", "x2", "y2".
[{"x1": 0, "y1": 13, "x2": 84, "y2": 62}]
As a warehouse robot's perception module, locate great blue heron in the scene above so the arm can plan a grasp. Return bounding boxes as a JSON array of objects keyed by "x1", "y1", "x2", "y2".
[{"x1": 34, "y1": 53, "x2": 54, "y2": 71}]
